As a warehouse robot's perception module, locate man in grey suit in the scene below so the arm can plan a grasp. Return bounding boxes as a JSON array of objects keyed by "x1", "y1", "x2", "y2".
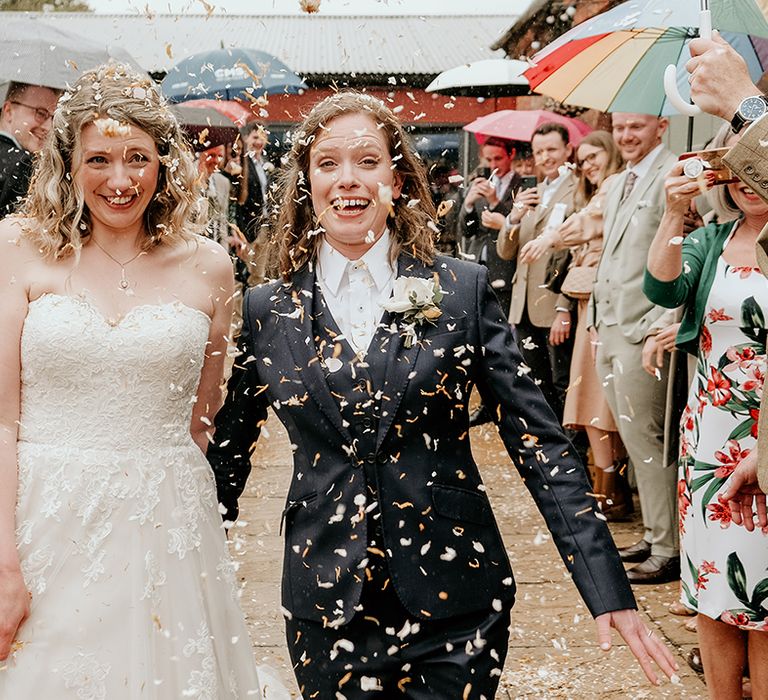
[{"x1": 588, "y1": 113, "x2": 680, "y2": 584}]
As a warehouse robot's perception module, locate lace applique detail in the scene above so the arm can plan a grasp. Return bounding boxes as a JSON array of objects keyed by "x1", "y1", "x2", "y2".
[
  {"x1": 62, "y1": 651, "x2": 110, "y2": 700},
  {"x1": 20, "y1": 545, "x2": 54, "y2": 595},
  {"x1": 182, "y1": 621, "x2": 216, "y2": 699},
  {"x1": 141, "y1": 551, "x2": 167, "y2": 607}
]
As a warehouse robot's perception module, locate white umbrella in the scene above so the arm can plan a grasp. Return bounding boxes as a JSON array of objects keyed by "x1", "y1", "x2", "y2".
[
  {"x1": 426, "y1": 59, "x2": 531, "y2": 97},
  {"x1": 0, "y1": 18, "x2": 145, "y2": 90}
]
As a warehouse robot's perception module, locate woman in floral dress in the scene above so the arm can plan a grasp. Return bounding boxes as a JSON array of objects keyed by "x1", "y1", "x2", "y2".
[{"x1": 644, "y1": 125, "x2": 768, "y2": 698}]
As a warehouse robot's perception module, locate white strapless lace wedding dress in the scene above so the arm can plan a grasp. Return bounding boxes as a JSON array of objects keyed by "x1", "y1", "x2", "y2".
[{"x1": 0, "y1": 294, "x2": 290, "y2": 699}]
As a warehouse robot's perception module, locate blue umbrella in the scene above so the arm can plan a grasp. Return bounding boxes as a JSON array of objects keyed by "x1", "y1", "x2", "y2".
[{"x1": 161, "y1": 48, "x2": 306, "y2": 104}]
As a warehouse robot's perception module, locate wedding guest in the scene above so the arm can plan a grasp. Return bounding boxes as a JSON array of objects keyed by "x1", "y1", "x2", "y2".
[
  {"x1": 496, "y1": 122, "x2": 578, "y2": 422},
  {"x1": 207, "y1": 90, "x2": 678, "y2": 699},
  {"x1": 518, "y1": 130, "x2": 630, "y2": 518},
  {"x1": 645, "y1": 123, "x2": 768, "y2": 698},
  {"x1": 457, "y1": 138, "x2": 520, "y2": 426},
  {"x1": 198, "y1": 144, "x2": 232, "y2": 245},
  {"x1": 587, "y1": 113, "x2": 680, "y2": 584},
  {"x1": 225, "y1": 122, "x2": 272, "y2": 285},
  {"x1": 0, "y1": 63, "x2": 287, "y2": 698},
  {"x1": 0, "y1": 81, "x2": 59, "y2": 216},
  {"x1": 688, "y1": 32, "x2": 768, "y2": 501}
]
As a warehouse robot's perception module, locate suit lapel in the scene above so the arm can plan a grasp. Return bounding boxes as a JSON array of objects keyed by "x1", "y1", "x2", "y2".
[
  {"x1": 603, "y1": 150, "x2": 668, "y2": 258},
  {"x1": 533, "y1": 171, "x2": 575, "y2": 228},
  {"x1": 375, "y1": 255, "x2": 425, "y2": 450},
  {"x1": 277, "y1": 265, "x2": 354, "y2": 445}
]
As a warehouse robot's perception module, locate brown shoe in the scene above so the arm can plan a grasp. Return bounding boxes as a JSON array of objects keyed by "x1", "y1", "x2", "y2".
[
  {"x1": 618, "y1": 539, "x2": 652, "y2": 563},
  {"x1": 626, "y1": 555, "x2": 680, "y2": 584}
]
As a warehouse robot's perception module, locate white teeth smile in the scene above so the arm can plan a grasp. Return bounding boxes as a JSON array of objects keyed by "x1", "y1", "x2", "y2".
[
  {"x1": 333, "y1": 198, "x2": 369, "y2": 210},
  {"x1": 106, "y1": 195, "x2": 133, "y2": 205}
]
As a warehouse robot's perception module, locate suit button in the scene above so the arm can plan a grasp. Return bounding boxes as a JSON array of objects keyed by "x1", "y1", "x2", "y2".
[
  {"x1": 355, "y1": 379, "x2": 368, "y2": 392},
  {"x1": 376, "y1": 453, "x2": 388, "y2": 464},
  {"x1": 365, "y1": 452, "x2": 376, "y2": 464},
  {"x1": 361, "y1": 417, "x2": 374, "y2": 430}
]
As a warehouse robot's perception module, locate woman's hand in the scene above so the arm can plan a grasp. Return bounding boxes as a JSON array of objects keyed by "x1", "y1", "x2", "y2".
[
  {"x1": 0, "y1": 565, "x2": 29, "y2": 660},
  {"x1": 664, "y1": 161, "x2": 713, "y2": 216},
  {"x1": 520, "y1": 234, "x2": 556, "y2": 265},
  {"x1": 595, "y1": 609, "x2": 679, "y2": 686},
  {"x1": 719, "y1": 449, "x2": 768, "y2": 532},
  {"x1": 481, "y1": 210, "x2": 506, "y2": 231},
  {"x1": 654, "y1": 322, "x2": 680, "y2": 352}
]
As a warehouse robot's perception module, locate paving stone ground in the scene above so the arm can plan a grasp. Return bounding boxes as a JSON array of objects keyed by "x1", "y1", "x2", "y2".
[{"x1": 234, "y1": 412, "x2": 707, "y2": 699}]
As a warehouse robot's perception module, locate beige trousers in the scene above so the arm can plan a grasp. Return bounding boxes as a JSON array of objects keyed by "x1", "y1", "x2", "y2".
[{"x1": 595, "y1": 323, "x2": 679, "y2": 558}]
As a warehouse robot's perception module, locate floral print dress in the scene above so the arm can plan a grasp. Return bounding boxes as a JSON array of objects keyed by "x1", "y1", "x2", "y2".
[{"x1": 679, "y1": 247, "x2": 768, "y2": 630}]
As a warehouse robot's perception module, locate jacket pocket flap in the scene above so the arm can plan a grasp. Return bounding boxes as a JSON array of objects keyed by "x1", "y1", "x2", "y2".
[{"x1": 431, "y1": 484, "x2": 492, "y2": 525}]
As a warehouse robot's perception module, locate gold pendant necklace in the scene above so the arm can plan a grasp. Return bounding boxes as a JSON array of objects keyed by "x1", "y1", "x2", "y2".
[{"x1": 90, "y1": 238, "x2": 143, "y2": 291}]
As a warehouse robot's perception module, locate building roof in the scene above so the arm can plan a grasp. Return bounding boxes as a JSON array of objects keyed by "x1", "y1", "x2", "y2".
[{"x1": 10, "y1": 12, "x2": 513, "y2": 82}]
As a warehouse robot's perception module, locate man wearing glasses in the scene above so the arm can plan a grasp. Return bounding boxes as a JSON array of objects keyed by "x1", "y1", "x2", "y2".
[{"x1": 0, "y1": 81, "x2": 59, "y2": 217}]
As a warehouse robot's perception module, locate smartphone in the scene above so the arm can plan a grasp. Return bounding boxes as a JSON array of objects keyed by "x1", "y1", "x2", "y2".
[
  {"x1": 678, "y1": 147, "x2": 737, "y2": 185},
  {"x1": 476, "y1": 166, "x2": 492, "y2": 180},
  {"x1": 519, "y1": 175, "x2": 538, "y2": 190}
]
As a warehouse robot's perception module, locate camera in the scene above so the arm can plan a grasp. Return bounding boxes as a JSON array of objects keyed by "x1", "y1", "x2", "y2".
[
  {"x1": 678, "y1": 147, "x2": 737, "y2": 186},
  {"x1": 519, "y1": 175, "x2": 538, "y2": 190},
  {"x1": 476, "y1": 166, "x2": 492, "y2": 180}
]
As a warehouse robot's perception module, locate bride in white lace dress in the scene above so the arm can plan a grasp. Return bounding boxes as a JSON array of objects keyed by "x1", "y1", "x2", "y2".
[{"x1": 0, "y1": 64, "x2": 289, "y2": 699}]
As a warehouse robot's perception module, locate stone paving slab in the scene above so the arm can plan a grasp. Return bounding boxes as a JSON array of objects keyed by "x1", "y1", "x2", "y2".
[{"x1": 236, "y1": 413, "x2": 706, "y2": 699}]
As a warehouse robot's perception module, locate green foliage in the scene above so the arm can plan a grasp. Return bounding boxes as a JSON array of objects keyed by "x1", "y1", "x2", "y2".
[{"x1": 0, "y1": 0, "x2": 91, "y2": 11}]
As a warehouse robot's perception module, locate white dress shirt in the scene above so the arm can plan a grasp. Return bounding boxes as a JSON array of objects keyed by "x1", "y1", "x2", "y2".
[
  {"x1": 317, "y1": 230, "x2": 395, "y2": 355},
  {"x1": 490, "y1": 169, "x2": 515, "y2": 201}
]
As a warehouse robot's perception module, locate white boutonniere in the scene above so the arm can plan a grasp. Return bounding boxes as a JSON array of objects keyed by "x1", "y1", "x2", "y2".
[{"x1": 381, "y1": 273, "x2": 444, "y2": 348}]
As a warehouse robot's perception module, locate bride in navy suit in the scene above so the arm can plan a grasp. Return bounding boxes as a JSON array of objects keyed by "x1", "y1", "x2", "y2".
[{"x1": 208, "y1": 92, "x2": 678, "y2": 698}]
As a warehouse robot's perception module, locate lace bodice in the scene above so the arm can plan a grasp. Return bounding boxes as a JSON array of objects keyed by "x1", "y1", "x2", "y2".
[{"x1": 19, "y1": 294, "x2": 211, "y2": 451}]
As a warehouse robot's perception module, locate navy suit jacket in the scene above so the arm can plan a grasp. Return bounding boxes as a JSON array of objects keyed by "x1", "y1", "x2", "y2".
[{"x1": 207, "y1": 253, "x2": 635, "y2": 625}]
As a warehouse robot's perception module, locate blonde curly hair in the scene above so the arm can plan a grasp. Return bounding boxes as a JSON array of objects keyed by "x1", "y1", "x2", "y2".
[
  {"x1": 22, "y1": 62, "x2": 200, "y2": 259},
  {"x1": 274, "y1": 91, "x2": 437, "y2": 280}
]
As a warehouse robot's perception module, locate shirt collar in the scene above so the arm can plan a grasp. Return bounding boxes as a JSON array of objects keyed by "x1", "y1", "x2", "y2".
[
  {"x1": 627, "y1": 143, "x2": 664, "y2": 180},
  {"x1": 317, "y1": 229, "x2": 393, "y2": 296}
]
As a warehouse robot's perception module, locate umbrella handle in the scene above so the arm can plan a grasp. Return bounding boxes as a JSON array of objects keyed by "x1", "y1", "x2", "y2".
[{"x1": 663, "y1": 9, "x2": 712, "y2": 117}]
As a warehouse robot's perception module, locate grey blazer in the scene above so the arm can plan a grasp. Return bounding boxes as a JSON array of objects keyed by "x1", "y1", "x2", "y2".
[{"x1": 588, "y1": 147, "x2": 679, "y2": 343}]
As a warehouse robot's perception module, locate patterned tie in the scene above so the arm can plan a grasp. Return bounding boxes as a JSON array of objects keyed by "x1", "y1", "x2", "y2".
[{"x1": 621, "y1": 171, "x2": 638, "y2": 203}]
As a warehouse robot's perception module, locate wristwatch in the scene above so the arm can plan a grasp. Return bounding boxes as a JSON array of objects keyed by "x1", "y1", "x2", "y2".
[{"x1": 730, "y1": 95, "x2": 768, "y2": 134}]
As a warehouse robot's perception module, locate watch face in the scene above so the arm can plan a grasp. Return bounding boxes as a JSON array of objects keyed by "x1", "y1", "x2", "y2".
[{"x1": 740, "y1": 96, "x2": 767, "y2": 120}]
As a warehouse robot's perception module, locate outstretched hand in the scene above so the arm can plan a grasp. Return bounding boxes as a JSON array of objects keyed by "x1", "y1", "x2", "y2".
[
  {"x1": 595, "y1": 609, "x2": 679, "y2": 686},
  {"x1": 719, "y1": 449, "x2": 768, "y2": 532}
]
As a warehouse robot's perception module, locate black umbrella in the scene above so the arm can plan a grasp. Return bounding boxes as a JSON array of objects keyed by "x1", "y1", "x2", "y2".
[{"x1": 161, "y1": 48, "x2": 306, "y2": 104}]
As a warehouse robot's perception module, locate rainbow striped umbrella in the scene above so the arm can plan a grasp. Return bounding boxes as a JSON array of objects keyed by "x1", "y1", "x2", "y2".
[{"x1": 524, "y1": 0, "x2": 768, "y2": 117}]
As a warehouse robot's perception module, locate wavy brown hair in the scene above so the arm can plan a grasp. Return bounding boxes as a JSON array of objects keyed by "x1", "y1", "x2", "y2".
[
  {"x1": 574, "y1": 130, "x2": 624, "y2": 209},
  {"x1": 22, "y1": 63, "x2": 200, "y2": 259},
  {"x1": 274, "y1": 91, "x2": 436, "y2": 280}
]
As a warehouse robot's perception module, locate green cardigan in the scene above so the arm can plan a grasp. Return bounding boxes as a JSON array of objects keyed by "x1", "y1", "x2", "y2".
[{"x1": 643, "y1": 220, "x2": 737, "y2": 356}]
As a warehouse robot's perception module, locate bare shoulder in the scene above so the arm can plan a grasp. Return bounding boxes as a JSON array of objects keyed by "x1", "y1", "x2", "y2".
[
  {"x1": 166, "y1": 234, "x2": 233, "y2": 280},
  {"x1": 0, "y1": 219, "x2": 43, "y2": 277}
]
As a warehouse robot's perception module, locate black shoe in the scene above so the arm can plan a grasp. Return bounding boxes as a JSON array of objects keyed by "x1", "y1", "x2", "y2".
[
  {"x1": 469, "y1": 404, "x2": 493, "y2": 427},
  {"x1": 626, "y1": 555, "x2": 680, "y2": 584},
  {"x1": 618, "y1": 539, "x2": 651, "y2": 563}
]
